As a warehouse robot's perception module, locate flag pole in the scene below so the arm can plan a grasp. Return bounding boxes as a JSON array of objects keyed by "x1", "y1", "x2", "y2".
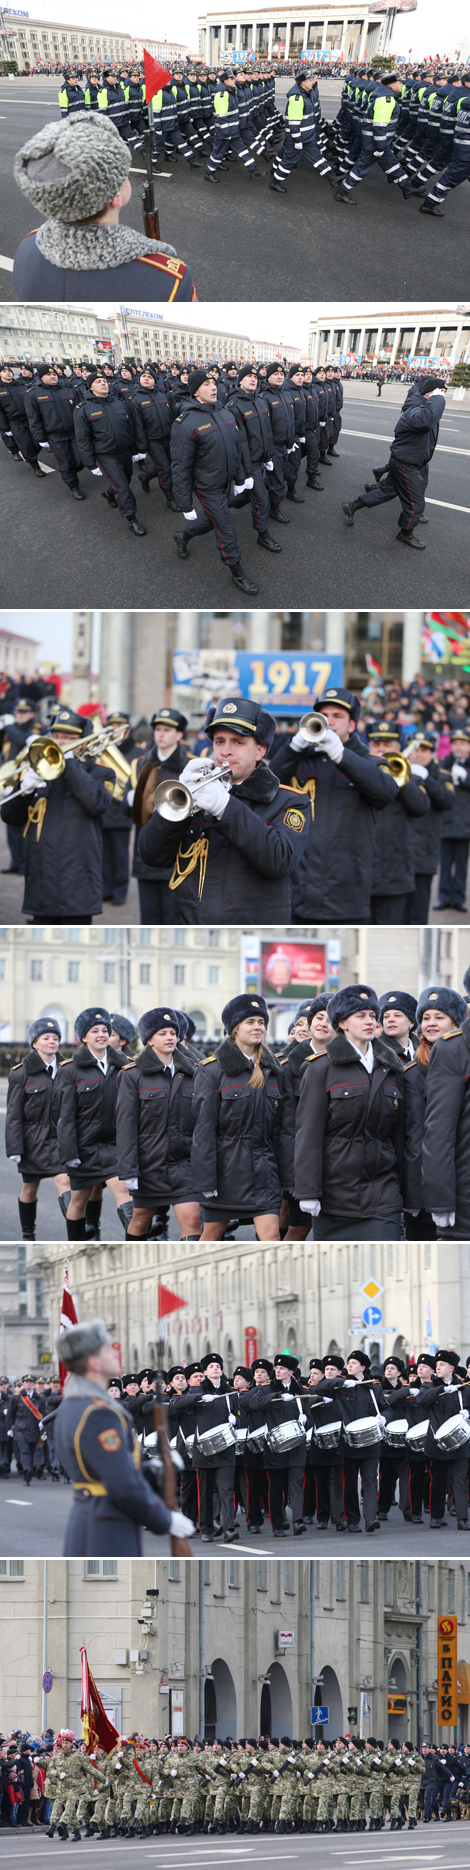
[{"x1": 142, "y1": 97, "x2": 160, "y2": 240}]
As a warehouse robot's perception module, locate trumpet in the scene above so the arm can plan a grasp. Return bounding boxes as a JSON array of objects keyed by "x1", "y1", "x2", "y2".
[
  {"x1": 383, "y1": 753, "x2": 411, "y2": 788},
  {"x1": 0, "y1": 726, "x2": 132, "y2": 804},
  {"x1": 296, "y1": 711, "x2": 330, "y2": 745},
  {"x1": 154, "y1": 759, "x2": 233, "y2": 823}
]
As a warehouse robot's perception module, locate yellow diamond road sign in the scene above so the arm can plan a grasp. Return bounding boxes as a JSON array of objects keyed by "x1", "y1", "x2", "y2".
[{"x1": 360, "y1": 1279, "x2": 384, "y2": 1301}]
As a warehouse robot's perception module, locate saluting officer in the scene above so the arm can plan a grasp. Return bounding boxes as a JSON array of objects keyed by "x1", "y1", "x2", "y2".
[
  {"x1": 138, "y1": 697, "x2": 309, "y2": 925},
  {"x1": 53, "y1": 1318, "x2": 193, "y2": 1555}
]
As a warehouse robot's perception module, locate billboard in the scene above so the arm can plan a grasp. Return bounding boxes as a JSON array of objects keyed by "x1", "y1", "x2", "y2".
[
  {"x1": 437, "y1": 1616, "x2": 458, "y2": 1729},
  {"x1": 261, "y1": 941, "x2": 326, "y2": 1001},
  {"x1": 422, "y1": 612, "x2": 470, "y2": 668},
  {"x1": 172, "y1": 650, "x2": 344, "y2": 719}
]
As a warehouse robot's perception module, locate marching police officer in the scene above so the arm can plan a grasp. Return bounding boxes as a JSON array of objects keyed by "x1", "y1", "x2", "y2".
[
  {"x1": 171, "y1": 368, "x2": 258, "y2": 594},
  {"x1": 26, "y1": 365, "x2": 85, "y2": 500},
  {"x1": 5, "y1": 1014, "x2": 69, "y2": 1242},
  {"x1": 138, "y1": 697, "x2": 309, "y2": 924},
  {"x1": 227, "y1": 364, "x2": 282, "y2": 556},
  {"x1": 0, "y1": 365, "x2": 46, "y2": 478},
  {"x1": 55, "y1": 1003, "x2": 130, "y2": 1239},
  {"x1": 342, "y1": 376, "x2": 447, "y2": 548},
  {"x1": 271, "y1": 68, "x2": 333, "y2": 193},
  {"x1": 53, "y1": 1318, "x2": 193, "y2": 1554},
  {"x1": 73, "y1": 371, "x2": 147, "y2": 533}
]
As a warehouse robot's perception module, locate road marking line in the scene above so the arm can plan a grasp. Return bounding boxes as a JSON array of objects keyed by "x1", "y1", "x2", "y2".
[
  {"x1": 0, "y1": 254, "x2": 14, "y2": 271},
  {"x1": 131, "y1": 166, "x2": 172, "y2": 176},
  {"x1": 342, "y1": 427, "x2": 470, "y2": 457},
  {"x1": 5, "y1": 1496, "x2": 33, "y2": 1505},
  {"x1": 425, "y1": 497, "x2": 470, "y2": 514}
]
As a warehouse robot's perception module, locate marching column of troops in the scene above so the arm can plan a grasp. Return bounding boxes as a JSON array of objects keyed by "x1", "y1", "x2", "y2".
[
  {"x1": 56, "y1": 59, "x2": 470, "y2": 214},
  {"x1": 27, "y1": 1729, "x2": 470, "y2": 1838},
  {"x1": 2, "y1": 681, "x2": 469, "y2": 925}
]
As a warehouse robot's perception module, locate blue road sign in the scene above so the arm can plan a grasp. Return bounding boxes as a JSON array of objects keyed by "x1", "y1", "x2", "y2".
[
  {"x1": 363, "y1": 1305, "x2": 382, "y2": 1328},
  {"x1": 311, "y1": 1707, "x2": 329, "y2": 1724}
]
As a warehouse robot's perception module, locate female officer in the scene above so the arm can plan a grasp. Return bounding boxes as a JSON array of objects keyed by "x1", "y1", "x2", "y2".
[
  {"x1": 294, "y1": 982, "x2": 406, "y2": 1241},
  {"x1": 403, "y1": 983, "x2": 468, "y2": 1237},
  {"x1": 5, "y1": 1015, "x2": 70, "y2": 1240},
  {"x1": 191, "y1": 993, "x2": 294, "y2": 1241},
  {"x1": 116, "y1": 1005, "x2": 200, "y2": 1241},
  {"x1": 55, "y1": 1004, "x2": 129, "y2": 1239},
  {"x1": 421, "y1": 976, "x2": 470, "y2": 1236}
]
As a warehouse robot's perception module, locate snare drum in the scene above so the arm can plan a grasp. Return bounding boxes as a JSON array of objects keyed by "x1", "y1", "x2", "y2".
[
  {"x1": 405, "y1": 1420, "x2": 428, "y2": 1453},
  {"x1": 383, "y1": 1417, "x2": 409, "y2": 1450},
  {"x1": 343, "y1": 1414, "x2": 384, "y2": 1450},
  {"x1": 434, "y1": 1410, "x2": 470, "y2": 1455}
]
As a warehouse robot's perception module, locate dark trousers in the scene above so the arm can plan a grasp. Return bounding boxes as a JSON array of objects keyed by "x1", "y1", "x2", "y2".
[
  {"x1": 304, "y1": 1459, "x2": 343, "y2": 1523},
  {"x1": 144, "y1": 442, "x2": 172, "y2": 492},
  {"x1": 266, "y1": 1463, "x2": 305, "y2": 1530},
  {"x1": 342, "y1": 1451, "x2": 378, "y2": 1525},
  {"x1": 305, "y1": 431, "x2": 320, "y2": 475},
  {"x1": 424, "y1": 1781, "x2": 440, "y2": 1820},
  {"x1": 47, "y1": 433, "x2": 82, "y2": 487},
  {"x1": 185, "y1": 486, "x2": 240, "y2": 567},
  {"x1": 102, "y1": 826, "x2": 130, "y2": 903},
  {"x1": 286, "y1": 441, "x2": 301, "y2": 491},
  {"x1": 181, "y1": 1469, "x2": 198, "y2": 1524},
  {"x1": 246, "y1": 1467, "x2": 269, "y2": 1527},
  {"x1": 13, "y1": 1432, "x2": 43, "y2": 1475},
  {"x1": 438, "y1": 837, "x2": 469, "y2": 910},
  {"x1": 378, "y1": 1453, "x2": 410, "y2": 1516},
  {"x1": 0, "y1": 1436, "x2": 12, "y2": 1471},
  {"x1": 409, "y1": 1458, "x2": 429, "y2": 1516},
  {"x1": 274, "y1": 128, "x2": 331, "y2": 175},
  {"x1": 407, "y1": 872, "x2": 433, "y2": 923},
  {"x1": 2, "y1": 418, "x2": 39, "y2": 466},
  {"x1": 265, "y1": 444, "x2": 287, "y2": 509},
  {"x1": 340, "y1": 137, "x2": 409, "y2": 191},
  {"x1": 234, "y1": 1462, "x2": 247, "y2": 1512},
  {"x1": 163, "y1": 125, "x2": 194, "y2": 162},
  {"x1": 371, "y1": 891, "x2": 410, "y2": 924},
  {"x1": 206, "y1": 128, "x2": 257, "y2": 174},
  {"x1": 430, "y1": 1455, "x2": 469, "y2": 1522},
  {"x1": 196, "y1": 1463, "x2": 235, "y2": 1533},
  {"x1": 360, "y1": 458, "x2": 426, "y2": 533},
  {"x1": 137, "y1": 878, "x2": 173, "y2": 924},
  {"x1": 97, "y1": 450, "x2": 136, "y2": 519},
  {"x1": 427, "y1": 150, "x2": 470, "y2": 204},
  {"x1": 248, "y1": 464, "x2": 271, "y2": 533}
]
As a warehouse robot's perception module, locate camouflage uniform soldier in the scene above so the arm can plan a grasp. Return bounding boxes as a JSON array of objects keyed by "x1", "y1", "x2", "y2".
[
  {"x1": 244, "y1": 1739, "x2": 273, "y2": 1830},
  {"x1": 318, "y1": 1738, "x2": 347, "y2": 1831},
  {"x1": 364, "y1": 1739, "x2": 386, "y2": 1830},
  {"x1": 46, "y1": 1748, "x2": 67, "y2": 1834},
  {"x1": 119, "y1": 1745, "x2": 153, "y2": 1829},
  {"x1": 402, "y1": 1743, "x2": 423, "y2": 1828},
  {"x1": 349, "y1": 1740, "x2": 368, "y2": 1829},
  {"x1": 98, "y1": 1740, "x2": 134, "y2": 1833},
  {"x1": 334, "y1": 1741, "x2": 357, "y2": 1830},
  {"x1": 201, "y1": 1741, "x2": 223, "y2": 1829},
  {"x1": 159, "y1": 1740, "x2": 183, "y2": 1828},
  {"x1": 131, "y1": 1744, "x2": 158, "y2": 1832},
  {"x1": 49, "y1": 1736, "x2": 106, "y2": 1837},
  {"x1": 388, "y1": 1743, "x2": 409, "y2": 1827},
  {"x1": 308, "y1": 1742, "x2": 333, "y2": 1830},
  {"x1": 73, "y1": 1748, "x2": 109, "y2": 1834},
  {"x1": 276, "y1": 1739, "x2": 304, "y2": 1831},
  {"x1": 176, "y1": 1739, "x2": 207, "y2": 1835}
]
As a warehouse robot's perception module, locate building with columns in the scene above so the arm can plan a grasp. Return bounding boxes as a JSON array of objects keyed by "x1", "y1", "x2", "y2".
[
  {"x1": 196, "y1": 3, "x2": 414, "y2": 66},
  {"x1": 1, "y1": 1559, "x2": 470, "y2": 1748},
  {"x1": 0, "y1": 17, "x2": 187, "y2": 69},
  {"x1": 308, "y1": 304, "x2": 470, "y2": 371},
  {"x1": 7, "y1": 1236, "x2": 469, "y2": 1378}
]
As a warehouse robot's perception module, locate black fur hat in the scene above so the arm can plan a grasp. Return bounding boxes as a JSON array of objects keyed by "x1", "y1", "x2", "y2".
[
  {"x1": 328, "y1": 984, "x2": 379, "y2": 1030},
  {"x1": 221, "y1": 993, "x2": 269, "y2": 1033},
  {"x1": 27, "y1": 1016, "x2": 61, "y2": 1044},
  {"x1": 74, "y1": 1006, "x2": 112, "y2": 1040},
  {"x1": 138, "y1": 1007, "x2": 179, "y2": 1044},
  {"x1": 417, "y1": 986, "x2": 467, "y2": 1027},
  {"x1": 379, "y1": 990, "x2": 417, "y2": 1027}
]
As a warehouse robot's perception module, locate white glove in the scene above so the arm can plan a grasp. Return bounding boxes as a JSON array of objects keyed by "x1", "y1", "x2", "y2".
[
  {"x1": 7, "y1": 1428, "x2": 13, "y2": 1437},
  {"x1": 184, "y1": 509, "x2": 198, "y2": 521},
  {"x1": 452, "y1": 763, "x2": 467, "y2": 783},
  {"x1": 291, "y1": 726, "x2": 314, "y2": 751},
  {"x1": 63, "y1": 750, "x2": 74, "y2": 761},
  {"x1": 8, "y1": 1155, "x2": 21, "y2": 1163},
  {"x1": 432, "y1": 1212, "x2": 455, "y2": 1229},
  {"x1": 244, "y1": 476, "x2": 254, "y2": 489},
  {"x1": 67, "y1": 1159, "x2": 81, "y2": 1167},
  {"x1": 4, "y1": 430, "x2": 12, "y2": 436},
  {"x1": 181, "y1": 754, "x2": 230, "y2": 821},
  {"x1": 169, "y1": 1510, "x2": 194, "y2": 1538},
  {"x1": 91, "y1": 467, "x2": 102, "y2": 476},
  {"x1": 264, "y1": 459, "x2": 273, "y2": 471},
  {"x1": 410, "y1": 763, "x2": 428, "y2": 779},
  {"x1": 229, "y1": 1413, "x2": 236, "y2": 1426},
  {"x1": 203, "y1": 1190, "x2": 218, "y2": 1199},
  {"x1": 299, "y1": 435, "x2": 305, "y2": 442},
  {"x1": 287, "y1": 444, "x2": 298, "y2": 454},
  {"x1": 299, "y1": 1199, "x2": 321, "y2": 1217},
  {"x1": 20, "y1": 767, "x2": 45, "y2": 793},
  {"x1": 233, "y1": 483, "x2": 247, "y2": 495},
  {"x1": 132, "y1": 453, "x2": 147, "y2": 462},
  {"x1": 126, "y1": 1179, "x2": 138, "y2": 1191},
  {"x1": 272, "y1": 1769, "x2": 279, "y2": 1779},
  {"x1": 127, "y1": 788, "x2": 135, "y2": 807},
  {"x1": 60, "y1": 1773, "x2": 66, "y2": 1780},
  {"x1": 171, "y1": 1769, "x2": 177, "y2": 1777},
  {"x1": 319, "y1": 726, "x2": 344, "y2": 764},
  {"x1": 39, "y1": 441, "x2": 50, "y2": 449}
]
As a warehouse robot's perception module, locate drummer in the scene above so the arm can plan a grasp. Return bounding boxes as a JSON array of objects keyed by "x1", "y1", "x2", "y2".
[
  {"x1": 377, "y1": 1355, "x2": 410, "y2": 1524},
  {"x1": 412, "y1": 1347, "x2": 470, "y2": 1531},
  {"x1": 315, "y1": 1350, "x2": 391, "y2": 1535}
]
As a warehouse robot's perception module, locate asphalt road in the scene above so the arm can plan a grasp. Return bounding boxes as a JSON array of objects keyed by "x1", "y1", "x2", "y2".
[
  {"x1": 0, "y1": 1468, "x2": 466, "y2": 1557},
  {"x1": 1, "y1": 384, "x2": 469, "y2": 611},
  {"x1": 0, "y1": 1831, "x2": 465, "y2": 1863},
  {"x1": 1, "y1": 76, "x2": 470, "y2": 301}
]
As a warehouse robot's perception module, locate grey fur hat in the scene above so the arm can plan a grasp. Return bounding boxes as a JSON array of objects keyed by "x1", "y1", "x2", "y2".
[
  {"x1": 55, "y1": 1318, "x2": 110, "y2": 1366},
  {"x1": 416, "y1": 985, "x2": 467, "y2": 1027},
  {"x1": 27, "y1": 1016, "x2": 61, "y2": 1044},
  {"x1": 111, "y1": 1013, "x2": 136, "y2": 1044},
  {"x1": 328, "y1": 984, "x2": 380, "y2": 1030},
  {"x1": 75, "y1": 1006, "x2": 112, "y2": 1041},
  {"x1": 14, "y1": 114, "x2": 131, "y2": 224}
]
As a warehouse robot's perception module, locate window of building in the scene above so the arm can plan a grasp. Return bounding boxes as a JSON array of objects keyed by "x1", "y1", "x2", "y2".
[
  {"x1": 140, "y1": 964, "x2": 151, "y2": 984},
  {"x1": 284, "y1": 1561, "x2": 295, "y2": 1594},
  {"x1": 208, "y1": 966, "x2": 219, "y2": 985},
  {"x1": 35, "y1": 1278, "x2": 43, "y2": 1317},
  {"x1": 85, "y1": 1560, "x2": 118, "y2": 1577},
  {"x1": 337, "y1": 1247, "x2": 343, "y2": 1285},
  {"x1": 327, "y1": 20, "x2": 344, "y2": 48},
  {"x1": 435, "y1": 328, "x2": 457, "y2": 358},
  {"x1": 387, "y1": 1244, "x2": 395, "y2": 1277},
  {"x1": 174, "y1": 929, "x2": 186, "y2": 946},
  {"x1": 30, "y1": 960, "x2": 42, "y2": 981},
  {"x1": 68, "y1": 962, "x2": 80, "y2": 982},
  {"x1": 290, "y1": 23, "x2": 305, "y2": 55},
  {"x1": 307, "y1": 22, "x2": 323, "y2": 49},
  {"x1": 396, "y1": 328, "x2": 415, "y2": 360},
  {"x1": 174, "y1": 965, "x2": 185, "y2": 984},
  {"x1": 384, "y1": 1562, "x2": 393, "y2": 1606},
  {"x1": 208, "y1": 930, "x2": 220, "y2": 946},
  {"x1": 416, "y1": 329, "x2": 436, "y2": 357},
  {"x1": 353, "y1": 1244, "x2": 360, "y2": 1284},
  {"x1": 256, "y1": 24, "x2": 269, "y2": 52},
  {"x1": 424, "y1": 1242, "x2": 432, "y2": 1271},
  {"x1": 257, "y1": 1561, "x2": 267, "y2": 1590},
  {"x1": 363, "y1": 328, "x2": 379, "y2": 359},
  {"x1": 447, "y1": 1570, "x2": 455, "y2": 1614},
  {"x1": 0, "y1": 1560, "x2": 24, "y2": 1578},
  {"x1": 0, "y1": 960, "x2": 5, "y2": 980},
  {"x1": 103, "y1": 963, "x2": 115, "y2": 984},
  {"x1": 427, "y1": 1568, "x2": 435, "y2": 1612},
  {"x1": 240, "y1": 25, "x2": 253, "y2": 49},
  {"x1": 228, "y1": 1561, "x2": 239, "y2": 1587},
  {"x1": 336, "y1": 1561, "x2": 345, "y2": 1599},
  {"x1": 104, "y1": 928, "x2": 116, "y2": 944},
  {"x1": 168, "y1": 1559, "x2": 180, "y2": 1581},
  {"x1": 140, "y1": 928, "x2": 151, "y2": 944},
  {"x1": 359, "y1": 1561, "x2": 369, "y2": 1602}
]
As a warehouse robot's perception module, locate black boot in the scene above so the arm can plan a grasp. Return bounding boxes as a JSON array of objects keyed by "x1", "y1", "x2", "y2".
[
  {"x1": 269, "y1": 178, "x2": 287, "y2": 192},
  {"x1": 174, "y1": 529, "x2": 190, "y2": 556},
  {"x1": 127, "y1": 516, "x2": 147, "y2": 536},
  {"x1": 66, "y1": 1217, "x2": 87, "y2": 1240},
  {"x1": 204, "y1": 170, "x2": 220, "y2": 182},
  {"x1": 118, "y1": 1201, "x2": 134, "y2": 1233},
  {"x1": 419, "y1": 198, "x2": 445, "y2": 216},
  {"x1": 85, "y1": 1198, "x2": 102, "y2": 1240},
  {"x1": 257, "y1": 531, "x2": 282, "y2": 552},
  {"x1": 286, "y1": 488, "x2": 304, "y2": 503},
  {"x1": 342, "y1": 497, "x2": 365, "y2": 526},
  {"x1": 269, "y1": 504, "x2": 289, "y2": 524},
  {"x1": 32, "y1": 460, "x2": 47, "y2": 478},
  {"x1": 230, "y1": 562, "x2": 259, "y2": 595},
  {"x1": 165, "y1": 494, "x2": 180, "y2": 512},
  {"x1": 396, "y1": 529, "x2": 425, "y2": 550},
  {"x1": 18, "y1": 1198, "x2": 37, "y2": 1241},
  {"x1": 334, "y1": 187, "x2": 357, "y2": 203},
  {"x1": 101, "y1": 488, "x2": 118, "y2": 506},
  {"x1": 70, "y1": 483, "x2": 86, "y2": 500},
  {"x1": 306, "y1": 475, "x2": 323, "y2": 489}
]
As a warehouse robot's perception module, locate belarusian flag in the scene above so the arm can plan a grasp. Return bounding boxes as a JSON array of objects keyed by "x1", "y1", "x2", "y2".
[
  {"x1": 58, "y1": 1266, "x2": 78, "y2": 1392},
  {"x1": 80, "y1": 1647, "x2": 119, "y2": 1754}
]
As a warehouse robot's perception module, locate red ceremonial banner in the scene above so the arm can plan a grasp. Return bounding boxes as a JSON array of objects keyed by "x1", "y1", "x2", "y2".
[
  {"x1": 144, "y1": 50, "x2": 172, "y2": 103},
  {"x1": 80, "y1": 1647, "x2": 119, "y2": 1754},
  {"x1": 58, "y1": 1266, "x2": 78, "y2": 1392}
]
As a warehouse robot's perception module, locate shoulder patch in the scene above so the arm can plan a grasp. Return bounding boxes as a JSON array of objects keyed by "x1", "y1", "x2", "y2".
[
  {"x1": 123, "y1": 1061, "x2": 135, "y2": 1070},
  {"x1": 305, "y1": 1052, "x2": 324, "y2": 1063},
  {"x1": 280, "y1": 784, "x2": 310, "y2": 796},
  {"x1": 97, "y1": 1427, "x2": 122, "y2": 1452},
  {"x1": 284, "y1": 806, "x2": 305, "y2": 831}
]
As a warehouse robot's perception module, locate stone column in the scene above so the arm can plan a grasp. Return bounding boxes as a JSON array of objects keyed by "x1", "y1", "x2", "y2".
[
  {"x1": 402, "y1": 611, "x2": 423, "y2": 684},
  {"x1": 324, "y1": 612, "x2": 347, "y2": 658},
  {"x1": 243, "y1": 1565, "x2": 258, "y2": 1737},
  {"x1": 69, "y1": 610, "x2": 92, "y2": 712},
  {"x1": 99, "y1": 611, "x2": 132, "y2": 713}
]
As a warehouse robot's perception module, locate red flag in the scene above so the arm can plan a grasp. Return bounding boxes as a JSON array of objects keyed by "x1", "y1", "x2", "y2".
[
  {"x1": 158, "y1": 1282, "x2": 188, "y2": 1319},
  {"x1": 80, "y1": 1647, "x2": 119, "y2": 1755},
  {"x1": 144, "y1": 50, "x2": 172, "y2": 103},
  {"x1": 58, "y1": 1266, "x2": 78, "y2": 1392}
]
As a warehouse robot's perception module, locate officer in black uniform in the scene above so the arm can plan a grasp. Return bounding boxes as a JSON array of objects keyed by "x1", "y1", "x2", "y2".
[
  {"x1": 259, "y1": 362, "x2": 297, "y2": 523},
  {"x1": 131, "y1": 370, "x2": 179, "y2": 507},
  {"x1": 0, "y1": 697, "x2": 39, "y2": 875},
  {"x1": 108, "y1": 1013, "x2": 137, "y2": 1057},
  {"x1": 126, "y1": 707, "x2": 194, "y2": 925},
  {"x1": 55, "y1": 1003, "x2": 129, "y2": 1239},
  {"x1": 26, "y1": 365, "x2": 85, "y2": 499},
  {"x1": 436, "y1": 724, "x2": 470, "y2": 912},
  {"x1": 73, "y1": 371, "x2": 146, "y2": 533},
  {"x1": 405, "y1": 729, "x2": 452, "y2": 923},
  {"x1": 378, "y1": 990, "x2": 418, "y2": 1063},
  {"x1": 421, "y1": 980, "x2": 470, "y2": 1237},
  {"x1": 5, "y1": 1014, "x2": 69, "y2": 1242},
  {"x1": 227, "y1": 365, "x2": 282, "y2": 556},
  {"x1": 0, "y1": 365, "x2": 46, "y2": 476},
  {"x1": 171, "y1": 368, "x2": 259, "y2": 595},
  {"x1": 270, "y1": 685, "x2": 398, "y2": 923},
  {"x1": 367, "y1": 720, "x2": 430, "y2": 924},
  {"x1": 100, "y1": 711, "x2": 134, "y2": 906},
  {"x1": 342, "y1": 376, "x2": 446, "y2": 549},
  {"x1": 0, "y1": 706, "x2": 112, "y2": 924},
  {"x1": 53, "y1": 1317, "x2": 193, "y2": 1555},
  {"x1": 138, "y1": 696, "x2": 309, "y2": 924}
]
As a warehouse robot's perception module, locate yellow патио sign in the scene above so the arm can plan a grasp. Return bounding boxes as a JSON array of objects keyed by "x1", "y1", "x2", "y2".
[{"x1": 437, "y1": 1615, "x2": 458, "y2": 1728}]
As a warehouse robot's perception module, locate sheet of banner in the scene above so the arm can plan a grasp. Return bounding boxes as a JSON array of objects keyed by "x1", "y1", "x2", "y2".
[{"x1": 437, "y1": 1615, "x2": 458, "y2": 1729}]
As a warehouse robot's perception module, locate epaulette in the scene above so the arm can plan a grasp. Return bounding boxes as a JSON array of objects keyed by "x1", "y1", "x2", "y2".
[
  {"x1": 403, "y1": 1059, "x2": 417, "y2": 1071},
  {"x1": 123, "y1": 1060, "x2": 135, "y2": 1069},
  {"x1": 11, "y1": 1061, "x2": 23, "y2": 1070},
  {"x1": 61, "y1": 1057, "x2": 73, "y2": 1065},
  {"x1": 304, "y1": 1051, "x2": 324, "y2": 1063},
  {"x1": 202, "y1": 1054, "x2": 216, "y2": 1064},
  {"x1": 443, "y1": 1029, "x2": 462, "y2": 1040},
  {"x1": 279, "y1": 783, "x2": 311, "y2": 795}
]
